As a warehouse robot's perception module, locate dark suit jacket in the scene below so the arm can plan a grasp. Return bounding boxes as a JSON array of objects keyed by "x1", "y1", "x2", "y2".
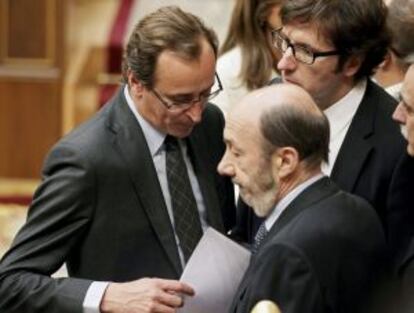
[
  {"x1": 230, "y1": 177, "x2": 386, "y2": 313},
  {"x1": 232, "y1": 80, "x2": 414, "y2": 272},
  {"x1": 0, "y1": 88, "x2": 236, "y2": 313}
]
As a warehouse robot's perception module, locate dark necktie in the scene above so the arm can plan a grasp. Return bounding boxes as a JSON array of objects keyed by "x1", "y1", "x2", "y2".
[
  {"x1": 165, "y1": 135, "x2": 203, "y2": 261},
  {"x1": 251, "y1": 222, "x2": 268, "y2": 254}
]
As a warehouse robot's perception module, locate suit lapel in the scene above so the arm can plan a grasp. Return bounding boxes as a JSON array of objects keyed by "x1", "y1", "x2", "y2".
[
  {"x1": 107, "y1": 90, "x2": 182, "y2": 275},
  {"x1": 268, "y1": 177, "x2": 338, "y2": 238},
  {"x1": 330, "y1": 81, "x2": 376, "y2": 192},
  {"x1": 187, "y1": 130, "x2": 225, "y2": 232},
  {"x1": 232, "y1": 177, "x2": 339, "y2": 312}
]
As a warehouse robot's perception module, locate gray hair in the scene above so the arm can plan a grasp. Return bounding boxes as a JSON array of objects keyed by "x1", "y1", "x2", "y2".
[{"x1": 260, "y1": 103, "x2": 330, "y2": 169}]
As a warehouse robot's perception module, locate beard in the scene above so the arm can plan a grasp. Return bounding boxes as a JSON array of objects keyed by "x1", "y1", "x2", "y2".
[
  {"x1": 239, "y1": 170, "x2": 278, "y2": 218},
  {"x1": 401, "y1": 124, "x2": 408, "y2": 140}
]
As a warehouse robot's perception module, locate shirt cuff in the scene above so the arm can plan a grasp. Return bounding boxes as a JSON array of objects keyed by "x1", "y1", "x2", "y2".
[{"x1": 83, "y1": 281, "x2": 109, "y2": 313}]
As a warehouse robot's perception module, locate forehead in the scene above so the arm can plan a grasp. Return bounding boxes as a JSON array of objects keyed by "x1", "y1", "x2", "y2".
[
  {"x1": 154, "y1": 41, "x2": 216, "y2": 91},
  {"x1": 402, "y1": 66, "x2": 414, "y2": 107},
  {"x1": 282, "y1": 21, "x2": 334, "y2": 49},
  {"x1": 224, "y1": 110, "x2": 263, "y2": 146}
]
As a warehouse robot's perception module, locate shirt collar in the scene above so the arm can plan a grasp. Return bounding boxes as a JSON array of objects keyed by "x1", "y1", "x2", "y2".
[
  {"x1": 324, "y1": 79, "x2": 367, "y2": 140},
  {"x1": 385, "y1": 82, "x2": 402, "y2": 100},
  {"x1": 265, "y1": 174, "x2": 325, "y2": 231},
  {"x1": 124, "y1": 86, "x2": 166, "y2": 156}
]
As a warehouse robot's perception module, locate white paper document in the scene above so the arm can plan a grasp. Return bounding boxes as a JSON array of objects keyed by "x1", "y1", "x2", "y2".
[{"x1": 179, "y1": 227, "x2": 251, "y2": 313}]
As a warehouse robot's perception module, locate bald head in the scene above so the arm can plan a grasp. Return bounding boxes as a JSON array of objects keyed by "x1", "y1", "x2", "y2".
[
  {"x1": 230, "y1": 84, "x2": 320, "y2": 122},
  {"x1": 230, "y1": 84, "x2": 330, "y2": 167},
  {"x1": 218, "y1": 84, "x2": 329, "y2": 215}
]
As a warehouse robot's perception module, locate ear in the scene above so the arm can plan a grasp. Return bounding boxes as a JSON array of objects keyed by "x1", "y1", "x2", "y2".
[
  {"x1": 270, "y1": 147, "x2": 299, "y2": 180},
  {"x1": 342, "y1": 54, "x2": 363, "y2": 78},
  {"x1": 378, "y1": 50, "x2": 392, "y2": 70},
  {"x1": 127, "y1": 70, "x2": 145, "y2": 98}
]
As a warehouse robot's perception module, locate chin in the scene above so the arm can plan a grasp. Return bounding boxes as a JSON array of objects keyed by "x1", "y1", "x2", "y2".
[
  {"x1": 241, "y1": 193, "x2": 273, "y2": 218},
  {"x1": 408, "y1": 144, "x2": 414, "y2": 157},
  {"x1": 283, "y1": 77, "x2": 298, "y2": 86},
  {"x1": 170, "y1": 127, "x2": 193, "y2": 138},
  {"x1": 400, "y1": 125, "x2": 408, "y2": 140},
  {"x1": 242, "y1": 184, "x2": 277, "y2": 218}
]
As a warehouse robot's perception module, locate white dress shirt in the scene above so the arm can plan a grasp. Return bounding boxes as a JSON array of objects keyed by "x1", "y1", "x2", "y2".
[
  {"x1": 385, "y1": 82, "x2": 402, "y2": 100},
  {"x1": 321, "y1": 79, "x2": 367, "y2": 175},
  {"x1": 83, "y1": 86, "x2": 208, "y2": 312},
  {"x1": 214, "y1": 47, "x2": 279, "y2": 116}
]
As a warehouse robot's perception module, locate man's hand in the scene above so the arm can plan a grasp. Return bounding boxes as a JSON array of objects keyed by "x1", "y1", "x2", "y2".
[{"x1": 100, "y1": 278, "x2": 195, "y2": 313}]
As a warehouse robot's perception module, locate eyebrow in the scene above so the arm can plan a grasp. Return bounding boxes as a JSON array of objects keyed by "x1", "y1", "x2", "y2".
[
  {"x1": 163, "y1": 81, "x2": 215, "y2": 99},
  {"x1": 280, "y1": 30, "x2": 329, "y2": 53}
]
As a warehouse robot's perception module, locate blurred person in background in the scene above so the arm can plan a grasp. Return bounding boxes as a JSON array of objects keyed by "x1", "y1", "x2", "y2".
[
  {"x1": 214, "y1": 0, "x2": 284, "y2": 115},
  {"x1": 374, "y1": 0, "x2": 410, "y2": 99}
]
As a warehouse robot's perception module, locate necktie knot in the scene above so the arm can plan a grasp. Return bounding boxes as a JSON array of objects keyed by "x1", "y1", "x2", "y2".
[{"x1": 164, "y1": 135, "x2": 180, "y2": 151}]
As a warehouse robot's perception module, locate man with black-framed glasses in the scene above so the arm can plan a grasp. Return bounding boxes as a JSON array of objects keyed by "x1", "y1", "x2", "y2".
[
  {"x1": 0, "y1": 6, "x2": 236, "y2": 313},
  {"x1": 233, "y1": 0, "x2": 414, "y2": 291}
]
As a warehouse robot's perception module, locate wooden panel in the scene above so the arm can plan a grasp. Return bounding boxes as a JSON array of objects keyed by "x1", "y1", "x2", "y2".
[
  {"x1": 0, "y1": 81, "x2": 61, "y2": 178},
  {"x1": 8, "y1": 0, "x2": 47, "y2": 58},
  {"x1": 0, "y1": 0, "x2": 56, "y2": 68},
  {"x1": 0, "y1": 0, "x2": 65, "y2": 179}
]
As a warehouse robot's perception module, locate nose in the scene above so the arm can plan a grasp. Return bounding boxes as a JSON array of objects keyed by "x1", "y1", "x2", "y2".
[
  {"x1": 217, "y1": 151, "x2": 235, "y2": 177},
  {"x1": 392, "y1": 102, "x2": 407, "y2": 124},
  {"x1": 186, "y1": 101, "x2": 203, "y2": 124},
  {"x1": 277, "y1": 47, "x2": 297, "y2": 72}
]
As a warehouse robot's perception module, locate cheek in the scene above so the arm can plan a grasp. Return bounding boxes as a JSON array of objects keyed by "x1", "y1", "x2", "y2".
[
  {"x1": 407, "y1": 116, "x2": 414, "y2": 133},
  {"x1": 164, "y1": 112, "x2": 188, "y2": 128},
  {"x1": 295, "y1": 66, "x2": 320, "y2": 87},
  {"x1": 233, "y1": 163, "x2": 252, "y2": 184}
]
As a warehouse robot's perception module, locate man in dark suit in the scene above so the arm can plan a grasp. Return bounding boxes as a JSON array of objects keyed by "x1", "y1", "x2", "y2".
[
  {"x1": 392, "y1": 64, "x2": 414, "y2": 311},
  {"x1": 232, "y1": 0, "x2": 414, "y2": 269},
  {"x1": 388, "y1": 0, "x2": 414, "y2": 309},
  {"x1": 219, "y1": 84, "x2": 386, "y2": 313},
  {"x1": 0, "y1": 6, "x2": 235, "y2": 313}
]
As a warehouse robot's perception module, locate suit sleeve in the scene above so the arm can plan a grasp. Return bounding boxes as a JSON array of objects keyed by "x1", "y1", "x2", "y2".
[
  {"x1": 243, "y1": 244, "x2": 325, "y2": 313},
  {"x1": 0, "y1": 143, "x2": 96, "y2": 313}
]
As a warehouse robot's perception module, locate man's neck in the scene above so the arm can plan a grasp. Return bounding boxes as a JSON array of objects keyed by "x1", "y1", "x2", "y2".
[{"x1": 276, "y1": 166, "x2": 322, "y2": 204}]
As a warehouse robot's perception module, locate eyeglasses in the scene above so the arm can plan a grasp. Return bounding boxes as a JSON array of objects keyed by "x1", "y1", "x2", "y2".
[
  {"x1": 271, "y1": 28, "x2": 342, "y2": 65},
  {"x1": 150, "y1": 72, "x2": 223, "y2": 112}
]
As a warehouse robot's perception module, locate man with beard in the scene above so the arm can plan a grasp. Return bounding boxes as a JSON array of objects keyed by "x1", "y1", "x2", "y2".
[
  {"x1": 388, "y1": 0, "x2": 414, "y2": 309},
  {"x1": 219, "y1": 84, "x2": 386, "y2": 313}
]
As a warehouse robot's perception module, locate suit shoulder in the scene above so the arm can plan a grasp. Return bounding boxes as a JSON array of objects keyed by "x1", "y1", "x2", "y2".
[
  {"x1": 46, "y1": 103, "x2": 114, "y2": 166},
  {"x1": 196, "y1": 103, "x2": 225, "y2": 135},
  {"x1": 278, "y1": 189, "x2": 384, "y2": 253}
]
